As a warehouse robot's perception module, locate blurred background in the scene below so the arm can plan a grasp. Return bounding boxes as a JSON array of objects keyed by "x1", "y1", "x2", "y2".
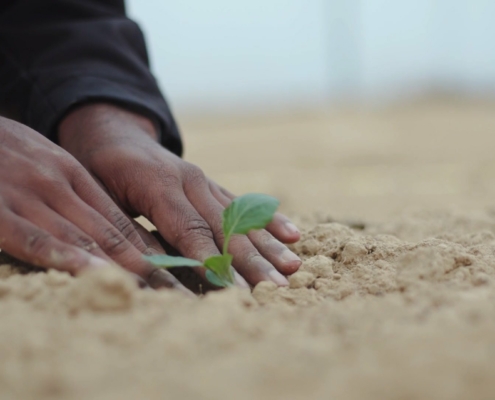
[{"x1": 128, "y1": 1, "x2": 495, "y2": 222}]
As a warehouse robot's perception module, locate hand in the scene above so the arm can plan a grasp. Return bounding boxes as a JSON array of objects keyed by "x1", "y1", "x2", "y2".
[
  {"x1": 0, "y1": 116, "x2": 191, "y2": 293},
  {"x1": 59, "y1": 103, "x2": 302, "y2": 287}
]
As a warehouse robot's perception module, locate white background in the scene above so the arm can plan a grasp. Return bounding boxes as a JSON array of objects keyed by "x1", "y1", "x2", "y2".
[{"x1": 128, "y1": 1, "x2": 495, "y2": 113}]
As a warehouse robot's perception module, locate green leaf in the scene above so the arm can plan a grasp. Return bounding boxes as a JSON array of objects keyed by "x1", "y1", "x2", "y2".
[
  {"x1": 143, "y1": 255, "x2": 203, "y2": 268},
  {"x1": 222, "y1": 193, "x2": 279, "y2": 254},
  {"x1": 204, "y1": 254, "x2": 233, "y2": 282},
  {"x1": 205, "y1": 270, "x2": 228, "y2": 287}
]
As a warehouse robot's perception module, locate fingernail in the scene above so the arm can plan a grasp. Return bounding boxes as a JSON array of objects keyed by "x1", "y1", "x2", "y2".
[
  {"x1": 285, "y1": 222, "x2": 300, "y2": 236},
  {"x1": 268, "y1": 270, "x2": 289, "y2": 286},
  {"x1": 234, "y1": 272, "x2": 250, "y2": 289},
  {"x1": 87, "y1": 256, "x2": 114, "y2": 270},
  {"x1": 129, "y1": 273, "x2": 149, "y2": 289},
  {"x1": 281, "y1": 249, "x2": 302, "y2": 266},
  {"x1": 148, "y1": 269, "x2": 176, "y2": 289}
]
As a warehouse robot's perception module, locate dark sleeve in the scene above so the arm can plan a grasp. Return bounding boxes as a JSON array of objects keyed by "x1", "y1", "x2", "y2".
[{"x1": 0, "y1": 0, "x2": 182, "y2": 156}]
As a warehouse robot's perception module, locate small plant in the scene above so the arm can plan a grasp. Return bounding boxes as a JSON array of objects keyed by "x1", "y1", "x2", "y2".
[{"x1": 144, "y1": 193, "x2": 280, "y2": 287}]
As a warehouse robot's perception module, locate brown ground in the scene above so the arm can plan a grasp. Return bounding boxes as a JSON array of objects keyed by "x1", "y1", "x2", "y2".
[{"x1": 2, "y1": 98, "x2": 495, "y2": 399}]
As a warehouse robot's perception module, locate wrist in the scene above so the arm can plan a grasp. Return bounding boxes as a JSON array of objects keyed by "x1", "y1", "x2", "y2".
[{"x1": 58, "y1": 102, "x2": 159, "y2": 158}]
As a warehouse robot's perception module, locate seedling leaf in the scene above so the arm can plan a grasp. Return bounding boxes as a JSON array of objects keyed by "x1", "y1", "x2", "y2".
[
  {"x1": 205, "y1": 270, "x2": 228, "y2": 287},
  {"x1": 144, "y1": 255, "x2": 203, "y2": 268},
  {"x1": 222, "y1": 193, "x2": 279, "y2": 254},
  {"x1": 142, "y1": 192, "x2": 282, "y2": 290},
  {"x1": 204, "y1": 254, "x2": 234, "y2": 285},
  {"x1": 223, "y1": 193, "x2": 279, "y2": 235}
]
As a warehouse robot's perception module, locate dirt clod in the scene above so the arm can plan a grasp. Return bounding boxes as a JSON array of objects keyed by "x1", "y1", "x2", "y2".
[{"x1": 288, "y1": 271, "x2": 316, "y2": 288}]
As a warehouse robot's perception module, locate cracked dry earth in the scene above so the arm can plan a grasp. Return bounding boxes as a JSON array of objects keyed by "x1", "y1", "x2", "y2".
[{"x1": 2, "y1": 209, "x2": 495, "y2": 400}]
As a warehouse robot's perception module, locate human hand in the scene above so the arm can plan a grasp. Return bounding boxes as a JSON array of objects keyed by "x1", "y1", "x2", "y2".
[
  {"x1": 59, "y1": 103, "x2": 302, "y2": 287},
  {"x1": 0, "y1": 116, "x2": 191, "y2": 292}
]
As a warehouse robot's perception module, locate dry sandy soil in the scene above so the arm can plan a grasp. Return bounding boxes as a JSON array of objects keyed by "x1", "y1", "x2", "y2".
[{"x1": 2, "y1": 99, "x2": 495, "y2": 399}]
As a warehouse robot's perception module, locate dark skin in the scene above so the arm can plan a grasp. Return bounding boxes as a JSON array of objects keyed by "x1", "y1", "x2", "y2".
[{"x1": 0, "y1": 103, "x2": 301, "y2": 292}]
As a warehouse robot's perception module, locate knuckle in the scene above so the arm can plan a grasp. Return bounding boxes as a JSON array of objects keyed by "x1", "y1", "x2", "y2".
[
  {"x1": 65, "y1": 162, "x2": 88, "y2": 181},
  {"x1": 73, "y1": 236, "x2": 99, "y2": 253},
  {"x1": 25, "y1": 231, "x2": 52, "y2": 257},
  {"x1": 183, "y1": 163, "x2": 206, "y2": 185},
  {"x1": 56, "y1": 222, "x2": 99, "y2": 252},
  {"x1": 245, "y1": 252, "x2": 266, "y2": 268},
  {"x1": 109, "y1": 210, "x2": 137, "y2": 239},
  {"x1": 27, "y1": 163, "x2": 73, "y2": 194},
  {"x1": 159, "y1": 173, "x2": 182, "y2": 188},
  {"x1": 142, "y1": 247, "x2": 156, "y2": 257},
  {"x1": 174, "y1": 219, "x2": 213, "y2": 249},
  {"x1": 219, "y1": 186, "x2": 235, "y2": 199},
  {"x1": 211, "y1": 225, "x2": 225, "y2": 242},
  {"x1": 251, "y1": 229, "x2": 275, "y2": 247},
  {"x1": 107, "y1": 211, "x2": 145, "y2": 251},
  {"x1": 98, "y1": 226, "x2": 130, "y2": 256},
  {"x1": 34, "y1": 168, "x2": 63, "y2": 188},
  {"x1": 53, "y1": 155, "x2": 91, "y2": 186},
  {"x1": 151, "y1": 164, "x2": 182, "y2": 188},
  {"x1": 54, "y1": 153, "x2": 79, "y2": 174}
]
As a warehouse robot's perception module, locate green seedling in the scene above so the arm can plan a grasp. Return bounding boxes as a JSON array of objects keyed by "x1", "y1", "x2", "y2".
[{"x1": 143, "y1": 193, "x2": 280, "y2": 287}]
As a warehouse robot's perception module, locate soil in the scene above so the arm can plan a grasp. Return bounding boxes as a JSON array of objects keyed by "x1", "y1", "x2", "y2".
[{"x1": 2, "y1": 99, "x2": 495, "y2": 400}]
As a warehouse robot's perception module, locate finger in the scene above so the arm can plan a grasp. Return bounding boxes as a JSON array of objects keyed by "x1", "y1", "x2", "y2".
[
  {"x1": 53, "y1": 194, "x2": 191, "y2": 293},
  {"x1": 142, "y1": 178, "x2": 252, "y2": 288},
  {"x1": 130, "y1": 220, "x2": 195, "y2": 295},
  {"x1": 70, "y1": 169, "x2": 149, "y2": 253},
  {"x1": 11, "y1": 198, "x2": 152, "y2": 287},
  {"x1": 74, "y1": 176, "x2": 190, "y2": 293},
  {"x1": 49, "y1": 170, "x2": 156, "y2": 278},
  {"x1": 248, "y1": 229, "x2": 301, "y2": 275},
  {"x1": 213, "y1": 182, "x2": 301, "y2": 243},
  {"x1": 13, "y1": 200, "x2": 112, "y2": 262},
  {"x1": 209, "y1": 182, "x2": 301, "y2": 275},
  {"x1": 145, "y1": 179, "x2": 222, "y2": 263},
  {"x1": 74, "y1": 176, "x2": 189, "y2": 297},
  {"x1": 184, "y1": 177, "x2": 289, "y2": 286},
  {"x1": 84, "y1": 193, "x2": 164, "y2": 255},
  {"x1": 0, "y1": 209, "x2": 111, "y2": 274},
  {"x1": 265, "y1": 213, "x2": 301, "y2": 244},
  {"x1": 49, "y1": 193, "x2": 147, "y2": 273},
  {"x1": 53, "y1": 194, "x2": 191, "y2": 292},
  {"x1": 130, "y1": 218, "x2": 166, "y2": 253}
]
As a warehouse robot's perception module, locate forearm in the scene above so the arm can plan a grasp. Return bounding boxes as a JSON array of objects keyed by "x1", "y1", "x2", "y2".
[{"x1": 0, "y1": 0, "x2": 182, "y2": 155}]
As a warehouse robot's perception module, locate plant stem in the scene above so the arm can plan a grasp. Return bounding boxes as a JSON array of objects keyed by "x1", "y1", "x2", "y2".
[
  {"x1": 222, "y1": 233, "x2": 231, "y2": 256},
  {"x1": 222, "y1": 233, "x2": 235, "y2": 285}
]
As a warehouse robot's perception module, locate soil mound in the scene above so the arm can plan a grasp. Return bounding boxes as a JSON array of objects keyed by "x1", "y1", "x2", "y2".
[{"x1": 2, "y1": 210, "x2": 495, "y2": 399}]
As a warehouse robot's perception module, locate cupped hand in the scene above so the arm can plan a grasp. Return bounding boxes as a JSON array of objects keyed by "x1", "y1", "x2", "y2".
[
  {"x1": 59, "y1": 103, "x2": 302, "y2": 287},
  {"x1": 0, "y1": 116, "x2": 191, "y2": 292}
]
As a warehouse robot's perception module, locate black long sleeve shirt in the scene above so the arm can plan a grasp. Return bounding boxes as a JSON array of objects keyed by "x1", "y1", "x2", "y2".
[{"x1": 0, "y1": 0, "x2": 182, "y2": 156}]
